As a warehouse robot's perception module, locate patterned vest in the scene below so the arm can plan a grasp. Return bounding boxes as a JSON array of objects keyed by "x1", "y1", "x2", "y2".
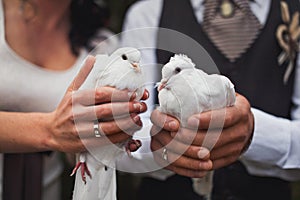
[{"x1": 156, "y1": 0, "x2": 299, "y2": 199}]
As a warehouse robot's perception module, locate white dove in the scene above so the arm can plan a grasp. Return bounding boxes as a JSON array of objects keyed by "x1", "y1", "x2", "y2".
[
  {"x1": 72, "y1": 47, "x2": 145, "y2": 200},
  {"x1": 157, "y1": 54, "x2": 236, "y2": 200}
]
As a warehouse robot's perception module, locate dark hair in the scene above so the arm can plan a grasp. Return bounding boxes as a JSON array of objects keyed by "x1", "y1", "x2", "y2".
[{"x1": 69, "y1": 0, "x2": 110, "y2": 55}]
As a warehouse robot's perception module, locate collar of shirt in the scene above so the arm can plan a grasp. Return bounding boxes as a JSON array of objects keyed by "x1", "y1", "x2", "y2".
[{"x1": 191, "y1": 0, "x2": 271, "y2": 26}]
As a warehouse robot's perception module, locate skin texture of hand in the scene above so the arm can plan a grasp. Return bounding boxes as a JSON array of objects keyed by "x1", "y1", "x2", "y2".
[
  {"x1": 46, "y1": 56, "x2": 148, "y2": 153},
  {"x1": 150, "y1": 93, "x2": 254, "y2": 176},
  {"x1": 150, "y1": 111, "x2": 213, "y2": 178},
  {"x1": 187, "y1": 93, "x2": 254, "y2": 169},
  {"x1": 0, "y1": 56, "x2": 148, "y2": 153}
]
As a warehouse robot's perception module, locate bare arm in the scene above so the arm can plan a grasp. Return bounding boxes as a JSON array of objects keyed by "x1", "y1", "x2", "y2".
[
  {"x1": 0, "y1": 56, "x2": 148, "y2": 153},
  {"x1": 0, "y1": 56, "x2": 94, "y2": 153},
  {"x1": 0, "y1": 111, "x2": 52, "y2": 153}
]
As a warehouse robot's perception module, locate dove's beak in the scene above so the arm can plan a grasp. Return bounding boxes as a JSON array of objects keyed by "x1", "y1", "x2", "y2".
[
  {"x1": 158, "y1": 79, "x2": 167, "y2": 91},
  {"x1": 131, "y1": 63, "x2": 141, "y2": 73}
]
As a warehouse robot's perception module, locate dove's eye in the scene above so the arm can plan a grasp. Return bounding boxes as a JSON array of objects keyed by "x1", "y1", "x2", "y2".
[
  {"x1": 175, "y1": 67, "x2": 181, "y2": 74},
  {"x1": 122, "y1": 54, "x2": 128, "y2": 60}
]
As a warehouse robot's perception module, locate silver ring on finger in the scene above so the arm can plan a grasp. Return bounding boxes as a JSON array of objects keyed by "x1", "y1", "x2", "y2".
[
  {"x1": 94, "y1": 120, "x2": 102, "y2": 138},
  {"x1": 162, "y1": 148, "x2": 168, "y2": 162}
]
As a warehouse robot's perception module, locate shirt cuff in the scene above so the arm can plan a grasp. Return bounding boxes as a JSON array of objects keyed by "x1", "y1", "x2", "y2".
[{"x1": 241, "y1": 108, "x2": 291, "y2": 168}]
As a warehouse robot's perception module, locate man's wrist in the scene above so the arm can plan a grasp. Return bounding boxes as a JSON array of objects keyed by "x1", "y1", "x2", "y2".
[{"x1": 241, "y1": 112, "x2": 255, "y2": 154}]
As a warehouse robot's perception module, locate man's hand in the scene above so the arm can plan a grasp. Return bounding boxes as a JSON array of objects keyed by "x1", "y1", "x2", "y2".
[
  {"x1": 150, "y1": 93, "x2": 254, "y2": 176},
  {"x1": 150, "y1": 110, "x2": 212, "y2": 178},
  {"x1": 186, "y1": 93, "x2": 254, "y2": 169}
]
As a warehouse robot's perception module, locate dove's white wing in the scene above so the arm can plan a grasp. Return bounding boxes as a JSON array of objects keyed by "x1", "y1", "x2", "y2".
[
  {"x1": 80, "y1": 54, "x2": 110, "y2": 90},
  {"x1": 158, "y1": 69, "x2": 209, "y2": 126},
  {"x1": 158, "y1": 64, "x2": 236, "y2": 200},
  {"x1": 73, "y1": 48, "x2": 145, "y2": 200},
  {"x1": 220, "y1": 75, "x2": 236, "y2": 106},
  {"x1": 90, "y1": 52, "x2": 146, "y2": 164},
  {"x1": 95, "y1": 58, "x2": 145, "y2": 100},
  {"x1": 201, "y1": 73, "x2": 236, "y2": 110},
  {"x1": 73, "y1": 54, "x2": 117, "y2": 200},
  {"x1": 191, "y1": 71, "x2": 236, "y2": 199}
]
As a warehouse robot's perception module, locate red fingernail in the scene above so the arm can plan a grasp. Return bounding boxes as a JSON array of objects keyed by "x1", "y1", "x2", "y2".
[
  {"x1": 128, "y1": 92, "x2": 137, "y2": 100},
  {"x1": 133, "y1": 103, "x2": 141, "y2": 111},
  {"x1": 144, "y1": 90, "x2": 149, "y2": 99},
  {"x1": 133, "y1": 115, "x2": 140, "y2": 122}
]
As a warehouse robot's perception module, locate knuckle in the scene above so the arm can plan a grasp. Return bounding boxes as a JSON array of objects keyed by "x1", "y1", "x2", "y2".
[
  {"x1": 239, "y1": 125, "x2": 249, "y2": 141},
  {"x1": 226, "y1": 141, "x2": 242, "y2": 156},
  {"x1": 107, "y1": 122, "x2": 116, "y2": 131},
  {"x1": 226, "y1": 112, "x2": 234, "y2": 124},
  {"x1": 199, "y1": 161, "x2": 211, "y2": 170},
  {"x1": 97, "y1": 106, "x2": 110, "y2": 117},
  {"x1": 65, "y1": 96, "x2": 74, "y2": 106},
  {"x1": 66, "y1": 113, "x2": 75, "y2": 122},
  {"x1": 241, "y1": 104, "x2": 251, "y2": 120},
  {"x1": 95, "y1": 88, "x2": 108, "y2": 101},
  {"x1": 186, "y1": 146, "x2": 198, "y2": 158},
  {"x1": 195, "y1": 171, "x2": 208, "y2": 178},
  {"x1": 95, "y1": 89, "x2": 102, "y2": 100},
  {"x1": 185, "y1": 160, "x2": 195, "y2": 169},
  {"x1": 102, "y1": 123, "x2": 114, "y2": 135},
  {"x1": 184, "y1": 170, "x2": 194, "y2": 177},
  {"x1": 70, "y1": 126, "x2": 79, "y2": 137}
]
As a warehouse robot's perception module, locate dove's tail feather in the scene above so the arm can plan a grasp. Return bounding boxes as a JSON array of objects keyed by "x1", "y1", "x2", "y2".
[
  {"x1": 72, "y1": 154, "x2": 117, "y2": 200},
  {"x1": 220, "y1": 75, "x2": 236, "y2": 106},
  {"x1": 192, "y1": 171, "x2": 214, "y2": 200},
  {"x1": 97, "y1": 167, "x2": 117, "y2": 200}
]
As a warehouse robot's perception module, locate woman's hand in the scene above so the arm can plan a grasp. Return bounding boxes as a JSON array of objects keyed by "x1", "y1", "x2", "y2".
[{"x1": 46, "y1": 56, "x2": 148, "y2": 153}]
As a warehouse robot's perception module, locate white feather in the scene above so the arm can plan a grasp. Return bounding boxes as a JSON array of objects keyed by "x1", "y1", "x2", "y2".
[
  {"x1": 157, "y1": 54, "x2": 236, "y2": 199},
  {"x1": 72, "y1": 47, "x2": 145, "y2": 200}
]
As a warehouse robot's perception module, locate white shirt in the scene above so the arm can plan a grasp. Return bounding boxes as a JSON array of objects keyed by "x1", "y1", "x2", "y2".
[
  {"x1": 121, "y1": 0, "x2": 300, "y2": 181},
  {"x1": 0, "y1": 1, "x2": 88, "y2": 199}
]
